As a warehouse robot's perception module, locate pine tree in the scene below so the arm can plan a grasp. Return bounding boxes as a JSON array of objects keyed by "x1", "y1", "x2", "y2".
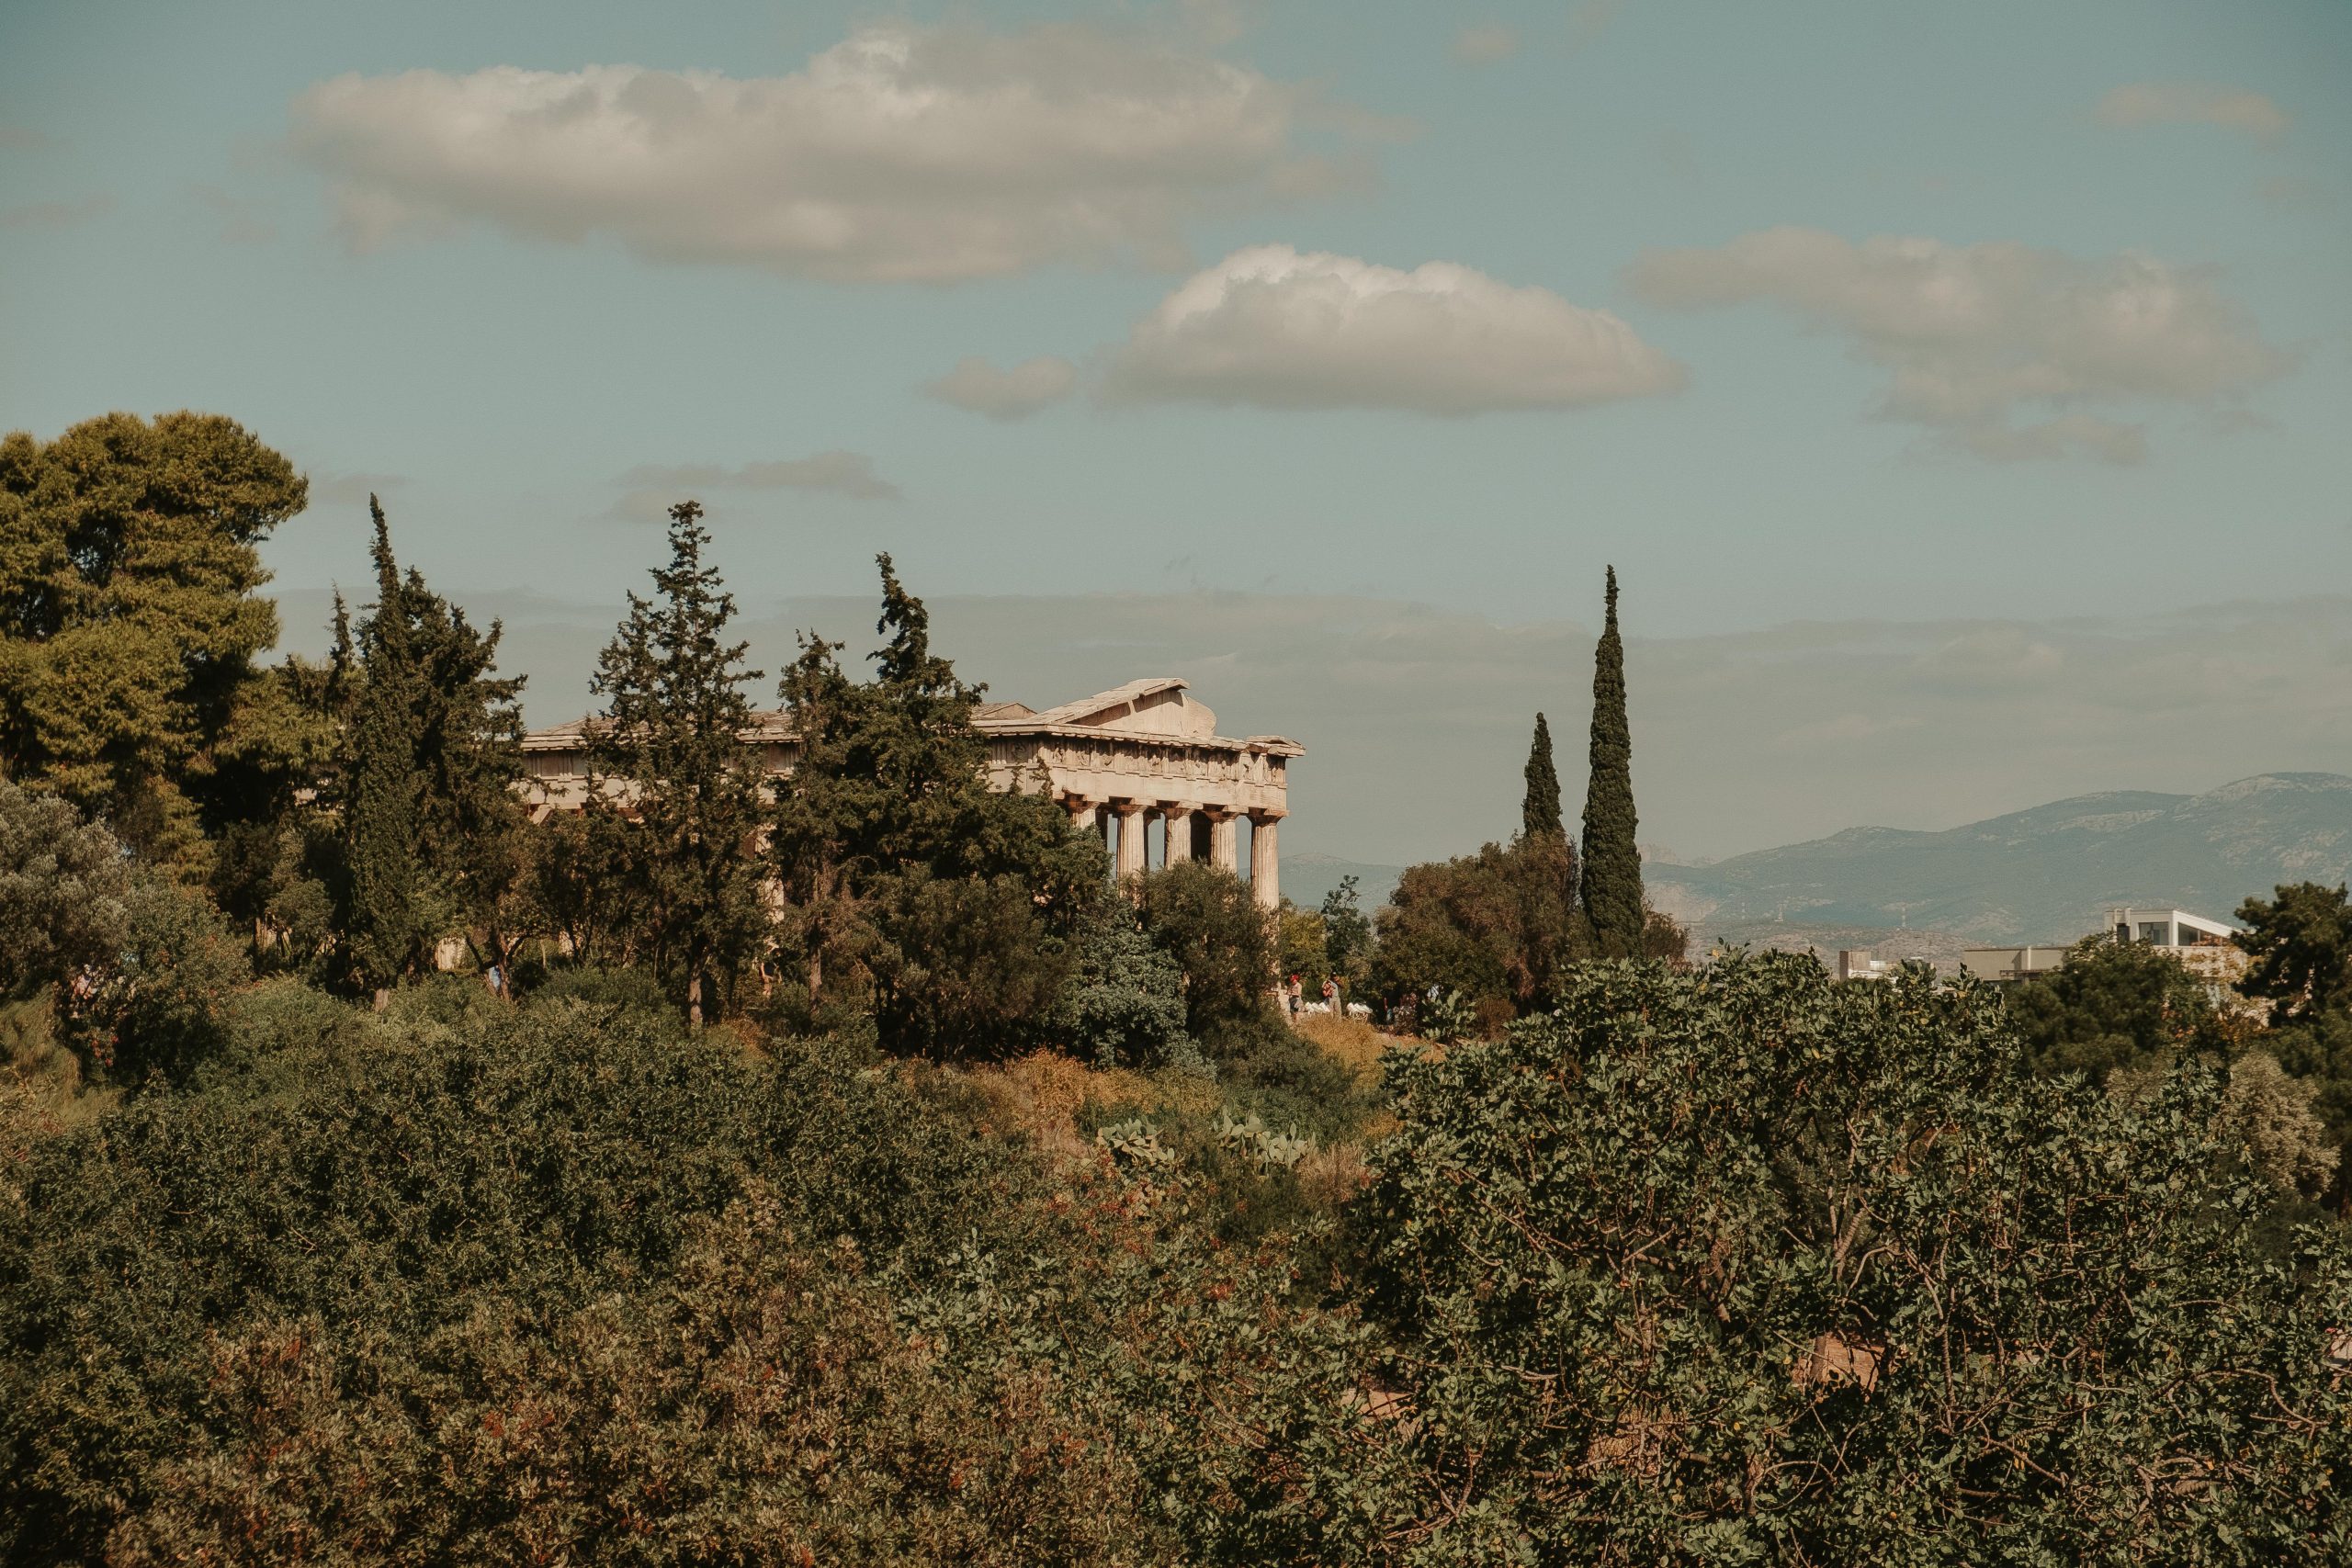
[
  {"x1": 343, "y1": 499, "x2": 421, "y2": 1002},
  {"x1": 590, "y1": 501, "x2": 767, "y2": 1028},
  {"x1": 770, "y1": 554, "x2": 1106, "y2": 1043},
  {"x1": 333, "y1": 501, "x2": 528, "y2": 999},
  {"x1": 1521, "y1": 712, "x2": 1564, "y2": 840},
  {"x1": 1579, "y1": 566, "x2": 1644, "y2": 957}
]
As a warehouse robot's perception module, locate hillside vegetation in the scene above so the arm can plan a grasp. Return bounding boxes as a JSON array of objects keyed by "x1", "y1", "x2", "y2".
[{"x1": 8, "y1": 412, "x2": 2352, "y2": 1563}]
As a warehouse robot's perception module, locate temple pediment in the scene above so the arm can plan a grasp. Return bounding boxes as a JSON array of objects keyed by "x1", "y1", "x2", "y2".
[{"x1": 1027, "y1": 677, "x2": 1218, "y2": 739}]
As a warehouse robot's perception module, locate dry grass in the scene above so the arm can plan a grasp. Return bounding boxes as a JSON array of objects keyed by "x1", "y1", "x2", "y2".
[
  {"x1": 2, "y1": 998, "x2": 116, "y2": 1212},
  {"x1": 1294, "y1": 1011, "x2": 1426, "y2": 1085},
  {"x1": 949, "y1": 1051, "x2": 1222, "y2": 1169}
]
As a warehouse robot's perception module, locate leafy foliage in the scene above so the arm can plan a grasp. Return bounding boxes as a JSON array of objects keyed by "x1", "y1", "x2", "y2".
[
  {"x1": 2007, "y1": 931, "x2": 2235, "y2": 1079},
  {"x1": 2235, "y1": 881, "x2": 2352, "y2": 1022},
  {"x1": 1372, "y1": 832, "x2": 1578, "y2": 1025},
  {"x1": 1321, "y1": 873, "x2": 1374, "y2": 992},
  {"x1": 0, "y1": 412, "x2": 308, "y2": 874},
  {"x1": 1136, "y1": 860, "x2": 1282, "y2": 1055},
  {"x1": 1054, "y1": 897, "x2": 1203, "y2": 1072},
  {"x1": 0, "y1": 779, "x2": 130, "y2": 1000},
  {"x1": 1, "y1": 988, "x2": 1388, "y2": 1566},
  {"x1": 1359, "y1": 952, "x2": 2352, "y2": 1564},
  {"x1": 769, "y1": 555, "x2": 1106, "y2": 1050}
]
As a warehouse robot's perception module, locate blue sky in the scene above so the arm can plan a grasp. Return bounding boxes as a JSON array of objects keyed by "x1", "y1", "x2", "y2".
[{"x1": 4, "y1": 0, "x2": 2349, "y2": 862}]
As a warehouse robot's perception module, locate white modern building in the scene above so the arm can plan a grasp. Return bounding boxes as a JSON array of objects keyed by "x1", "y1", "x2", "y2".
[{"x1": 1960, "y1": 906, "x2": 2246, "y2": 991}]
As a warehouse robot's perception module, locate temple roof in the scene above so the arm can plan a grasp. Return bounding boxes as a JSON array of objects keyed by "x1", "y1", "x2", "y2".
[{"x1": 523, "y1": 677, "x2": 1301, "y2": 756}]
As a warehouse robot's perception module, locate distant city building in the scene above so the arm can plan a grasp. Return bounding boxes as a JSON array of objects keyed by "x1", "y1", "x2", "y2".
[
  {"x1": 1957, "y1": 905, "x2": 2246, "y2": 995},
  {"x1": 1832, "y1": 949, "x2": 1929, "y2": 981},
  {"x1": 1953, "y1": 944, "x2": 2071, "y2": 985},
  {"x1": 2100, "y1": 906, "x2": 2249, "y2": 992}
]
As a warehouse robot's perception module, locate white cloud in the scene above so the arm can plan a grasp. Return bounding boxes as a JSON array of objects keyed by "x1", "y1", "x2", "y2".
[
  {"x1": 2098, "y1": 83, "x2": 2289, "y2": 144},
  {"x1": 612, "y1": 451, "x2": 899, "y2": 519},
  {"x1": 1627, "y1": 227, "x2": 2290, "y2": 462},
  {"x1": 922, "y1": 356, "x2": 1080, "y2": 420},
  {"x1": 288, "y1": 21, "x2": 1373, "y2": 284},
  {"x1": 1452, "y1": 25, "x2": 1519, "y2": 65},
  {"x1": 1104, "y1": 243, "x2": 1685, "y2": 414}
]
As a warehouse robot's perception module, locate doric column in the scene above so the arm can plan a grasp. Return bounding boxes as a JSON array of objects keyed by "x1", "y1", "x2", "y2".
[
  {"x1": 1205, "y1": 809, "x2": 1239, "y2": 873},
  {"x1": 1249, "y1": 811, "x2": 1283, "y2": 908},
  {"x1": 1113, "y1": 801, "x2": 1146, "y2": 880},
  {"x1": 1161, "y1": 803, "x2": 1198, "y2": 863}
]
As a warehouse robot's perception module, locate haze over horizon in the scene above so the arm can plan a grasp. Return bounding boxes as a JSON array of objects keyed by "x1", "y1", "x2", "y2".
[{"x1": 6, "y1": 0, "x2": 2348, "y2": 862}]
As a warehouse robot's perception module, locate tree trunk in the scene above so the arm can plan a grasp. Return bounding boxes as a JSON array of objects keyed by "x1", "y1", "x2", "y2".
[
  {"x1": 687, "y1": 970, "x2": 704, "y2": 1032},
  {"x1": 372, "y1": 987, "x2": 390, "y2": 1013}
]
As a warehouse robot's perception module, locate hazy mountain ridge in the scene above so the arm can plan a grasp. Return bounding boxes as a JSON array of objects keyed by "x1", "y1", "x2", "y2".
[{"x1": 1646, "y1": 773, "x2": 2352, "y2": 942}]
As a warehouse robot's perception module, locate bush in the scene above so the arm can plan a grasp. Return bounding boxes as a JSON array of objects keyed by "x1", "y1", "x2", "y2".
[
  {"x1": 0, "y1": 781, "x2": 130, "y2": 1000},
  {"x1": 1356, "y1": 952, "x2": 2352, "y2": 1563},
  {"x1": 1372, "y1": 834, "x2": 1576, "y2": 1017},
  {"x1": 1137, "y1": 862, "x2": 1282, "y2": 1054},
  {"x1": 868, "y1": 870, "x2": 1071, "y2": 1059},
  {"x1": 1, "y1": 991, "x2": 1393, "y2": 1564},
  {"x1": 1053, "y1": 900, "x2": 1204, "y2": 1072}
]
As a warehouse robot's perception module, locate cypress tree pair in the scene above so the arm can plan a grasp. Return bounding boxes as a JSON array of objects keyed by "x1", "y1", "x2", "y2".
[{"x1": 1578, "y1": 567, "x2": 1645, "y2": 957}]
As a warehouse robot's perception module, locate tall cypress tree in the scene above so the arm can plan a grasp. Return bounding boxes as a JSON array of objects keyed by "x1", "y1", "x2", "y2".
[
  {"x1": 343, "y1": 498, "x2": 421, "y2": 1002},
  {"x1": 1578, "y1": 567, "x2": 1645, "y2": 957},
  {"x1": 590, "y1": 501, "x2": 767, "y2": 1028},
  {"x1": 1522, "y1": 711, "x2": 1564, "y2": 840}
]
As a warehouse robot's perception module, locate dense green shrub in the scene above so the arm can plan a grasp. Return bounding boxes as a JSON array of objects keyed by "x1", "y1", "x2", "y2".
[
  {"x1": 1, "y1": 991, "x2": 1388, "y2": 1564},
  {"x1": 1372, "y1": 833, "x2": 1577, "y2": 1021},
  {"x1": 1054, "y1": 899, "x2": 1204, "y2": 1072},
  {"x1": 1357, "y1": 952, "x2": 2352, "y2": 1564},
  {"x1": 1137, "y1": 861, "x2": 1283, "y2": 1054},
  {"x1": 2007, "y1": 932, "x2": 2236, "y2": 1079},
  {"x1": 867, "y1": 869, "x2": 1074, "y2": 1059}
]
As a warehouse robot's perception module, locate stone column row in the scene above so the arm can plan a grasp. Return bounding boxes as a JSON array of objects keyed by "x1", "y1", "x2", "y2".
[{"x1": 1065, "y1": 794, "x2": 1281, "y2": 890}]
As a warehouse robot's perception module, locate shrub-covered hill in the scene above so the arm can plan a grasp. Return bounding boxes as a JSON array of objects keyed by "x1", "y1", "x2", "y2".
[
  {"x1": 9, "y1": 958, "x2": 2352, "y2": 1566},
  {"x1": 0, "y1": 981, "x2": 1390, "y2": 1567}
]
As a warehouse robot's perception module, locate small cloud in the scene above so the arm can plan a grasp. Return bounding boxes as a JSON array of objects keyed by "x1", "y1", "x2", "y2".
[
  {"x1": 2256, "y1": 175, "x2": 2334, "y2": 212},
  {"x1": 0, "y1": 126, "x2": 52, "y2": 152},
  {"x1": 922, "y1": 355, "x2": 1080, "y2": 420},
  {"x1": 311, "y1": 471, "x2": 406, "y2": 507},
  {"x1": 1627, "y1": 226, "x2": 2290, "y2": 462},
  {"x1": 1958, "y1": 414, "x2": 2147, "y2": 467},
  {"x1": 1452, "y1": 24, "x2": 1518, "y2": 64},
  {"x1": 197, "y1": 184, "x2": 277, "y2": 245},
  {"x1": 2098, "y1": 82, "x2": 2289, "y2": 145},
  {"x1": 611, "y1": 450, "x2": 899, "y2": 519},
  {"x1": 1103, "y1": 243, "x2": 1684, "y2": 415},
  {"x1": 0, "y1": 195, "x2": 112, "y2": 230}
]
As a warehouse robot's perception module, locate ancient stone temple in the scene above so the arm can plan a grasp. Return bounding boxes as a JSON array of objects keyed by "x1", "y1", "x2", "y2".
[{"x1": 519, "y1": 677, "x2": 1303, "y2": 906}]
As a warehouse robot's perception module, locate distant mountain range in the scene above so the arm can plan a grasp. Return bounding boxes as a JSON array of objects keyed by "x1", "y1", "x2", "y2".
[
  {"x1": 1649, "y1": 773, "x2": 2352, "y2": 942},
  {"x1": 1294, "y1": 774, "x2": 2352, "y2": 947}
]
